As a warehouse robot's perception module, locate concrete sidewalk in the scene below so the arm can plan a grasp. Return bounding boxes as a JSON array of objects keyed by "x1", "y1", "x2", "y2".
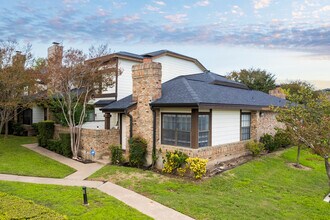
[
  {"x1": 8, "y1": 143, "x2": 195, "y2": 220},
  {"x1": 0, "y1": 173, "x2": 103, "y2": 188},
  {"x1": 23, "y1": 143, "x2": 104, "y2": 180}
]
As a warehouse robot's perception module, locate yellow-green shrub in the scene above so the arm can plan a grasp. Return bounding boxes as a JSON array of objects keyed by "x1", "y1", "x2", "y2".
[
  {"x1": 186, "y1": 157, "x2": 208, "y2": 179},
  {"x1": 162, "y1": 150, "x2": 188, "y2": 174}
]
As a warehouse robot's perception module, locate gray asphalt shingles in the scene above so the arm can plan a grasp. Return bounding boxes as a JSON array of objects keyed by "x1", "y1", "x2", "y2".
[{"x1": 101, "y1": 72, "x2": 286, "y2": 111}]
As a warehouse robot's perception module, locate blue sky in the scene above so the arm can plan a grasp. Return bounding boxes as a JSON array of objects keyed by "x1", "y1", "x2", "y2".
[{"x1": 1, "y1": 0, "x2": 329, "y2": 88}]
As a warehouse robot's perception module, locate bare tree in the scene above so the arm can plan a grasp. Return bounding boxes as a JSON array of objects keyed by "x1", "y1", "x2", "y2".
[
  {"x1": 0, "y1": 40, "x2": 36, "y2": 135},
  {"x1": 46, "y1": 44, "x2": 116, "y2": 159}
]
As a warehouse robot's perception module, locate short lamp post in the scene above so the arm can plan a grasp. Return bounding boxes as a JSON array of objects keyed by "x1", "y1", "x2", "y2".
[{"x1": 82, "y1": 186, "x2": 88, "y2": 205}]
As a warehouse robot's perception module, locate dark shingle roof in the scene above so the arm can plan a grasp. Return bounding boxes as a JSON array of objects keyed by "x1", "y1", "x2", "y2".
[
  {"x1": 115, "y1": 51, "x2": 144, "y2": 59},
  {"x1": 102, "y1": 72, "x2": 286, "y2": 112},
  {"x1": 94, "y1": 99, "x2": 115, "y2": 107},
  {"x1": 100, "y1": 95, "x2": 136, "y2": 112},
  {"x1": 151, "y1": 72, "x2": 286, "y2": 108}
]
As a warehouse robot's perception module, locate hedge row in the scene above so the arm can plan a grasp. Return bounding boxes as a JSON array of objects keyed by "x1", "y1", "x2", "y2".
[{"x1": 36, "y1": 121, "x2": 72, "y2": 158}]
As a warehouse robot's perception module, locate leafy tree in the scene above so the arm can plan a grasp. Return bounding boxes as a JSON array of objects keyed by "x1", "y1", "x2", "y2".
[
  {"x1": 227, "y1": 68, "x2": 276, "y2": 93},
  {"x1": 274, "y1": 87, "x2": 330, "y2": 187},
  {"x1": 280, "y1": 80, "x2": 319, "y2": 102},
  {"x1": 0, "y1": 40, "x2": 37, "y2": 135},
  {"x1": 46, "y1": 44, "x2": 117, "y2": 159}
]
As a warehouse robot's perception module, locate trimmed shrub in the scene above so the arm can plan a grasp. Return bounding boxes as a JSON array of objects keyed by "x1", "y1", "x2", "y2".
[
  {"x1": 59, "y1": 133, "x2": 72, "y2": 158},
  {"x1": 12, "y1": 123, "x2": 26, "y2": 136},
  {"x1": 46, "y1": 133, "x2": 72, "y2": 158},
  {"x1": 163, "y1": 150, "x2": 188, "y2": 174},
  {"x1": 246, "y1": 140, "x2": 265, "y2": 156},
  {"x1": 274, "y1": 129, "x2": 292, "y2": 148},
  {"x1": 129, "y1": 136, "x2": 147, "y2": 168},
  {"x1": 110, "y1": 145, "x2": 124, "y2": 165},
  {"x1": 47, "y1": 139, "x2": 62, "y2": 153},
  {"x1": 32, "y1": 123, "x2": 39, "y2": 135},
  {"x1": 186, "y1": 157, "x2": 208, "y2": 179},
  {"x1": 260, "y1": 133, "x2": 277, "y2": 152},
  {"x1": 37, "y1": 121, "x2": 55, "y2": 147}
]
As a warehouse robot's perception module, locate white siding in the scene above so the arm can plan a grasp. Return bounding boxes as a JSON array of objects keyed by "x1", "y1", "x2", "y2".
[
  {"x1": 153, "y1": 56, "x2": 204, "y2": 83},
  {"x1": 94, "y1": 107, "x2": 104, "y2": 121},
  {"x1": 117, "y1": 59, "x2": 140, "y2": 100},
  {"x1": 32, "y1": 106, "x2": 44, "y2": 123},
  {"x1": 212, "y1": 110, "x2": 240, "y2": 145},
  {"x1": 121, "y1": 115, "x2": 127, "y2": 149}
]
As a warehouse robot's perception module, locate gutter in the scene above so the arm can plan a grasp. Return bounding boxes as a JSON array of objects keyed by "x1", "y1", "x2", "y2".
[
  {"x1": 151, "y1": 107, "x2": 157, "y2": 166},
  {"x1": 124, "y1": 109, "x2": 133, "y2": 138}
]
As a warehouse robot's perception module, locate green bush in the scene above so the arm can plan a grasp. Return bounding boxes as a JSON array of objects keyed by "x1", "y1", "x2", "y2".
[
  {"x1": 59, "y1": 133, "x2": 72, "y2": 157},
  {"x1": 110, "y1": 145, "x2": 124, "y2": 165},
  {"x1": 163, "y1": 150, "x2": 188, "y2": 174},
  {"x1": 46, "y1": 133, "x2": 72, "y2": 158},
  {"x1": 32, "y1": 123, "x2": 39, "y2": 135},
  {"x1": 37, "y1": 121, "x2": 55, "y2": 147},
  {"x1": 246, "y1": 140, "x2": 265, "y2": 156},
  {"x1": 274, "y1": 129, "x2": 292, "y2": 148},
  {"x1": 260, "y1": 133, "x2": 277, "y2": 152},
  {"x1": 129, "y1": 136, "x2": 147, "y2": 168},
  {"x1": 12, "y1": 123, "x2": 26, "y2": 136},
  {"x1": 47, "y1": 139, "x2": 62, "y2": 153}
]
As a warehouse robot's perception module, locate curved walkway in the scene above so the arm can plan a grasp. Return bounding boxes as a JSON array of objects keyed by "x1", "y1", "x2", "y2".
[{"x1": 0, "y1": 143, "x2": 194, "y2": 220}]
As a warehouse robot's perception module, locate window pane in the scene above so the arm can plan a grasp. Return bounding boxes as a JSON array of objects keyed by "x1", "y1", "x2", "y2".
[
  {"x1": 241, "y1": 113, "x2": 251, "y2": 140},
  {"x1": 162, "y1": 114, "x2": 191, "y2": 147},
  {"x1": 198, "y1": 114, "x2": 209, "y2": 147}
]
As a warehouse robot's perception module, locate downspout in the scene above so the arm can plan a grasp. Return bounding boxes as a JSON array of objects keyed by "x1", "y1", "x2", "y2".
[
  {"x1": 124, "y1": 109, "x2": 133, "y2": 138},
  {"x1": 152, "y1": 107, "x2": 156, "y2": 166}
]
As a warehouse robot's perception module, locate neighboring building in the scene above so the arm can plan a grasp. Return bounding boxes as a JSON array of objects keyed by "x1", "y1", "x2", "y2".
[
  {"x1": 100, "y1": 59, "x2": 286, "y2": 167},
  {"x1": 83, "y1": 50, "x2": 207, "y2": 129}
]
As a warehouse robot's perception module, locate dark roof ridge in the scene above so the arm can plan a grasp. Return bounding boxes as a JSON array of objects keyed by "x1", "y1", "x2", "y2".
[{"x1": 181, "y1": 77, "x2": 201, "y2": 103}]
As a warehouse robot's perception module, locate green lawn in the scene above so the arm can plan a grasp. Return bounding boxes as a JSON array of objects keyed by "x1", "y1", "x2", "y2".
[
  {"x1": 0, "y1": 181, "x2": 151, "y2": 220},
  {"x1": 89, "y1": 147, "x2": 330, "y2": 220},
  {"x1": 0, "y1": 136, "x2": 75, "y2": 178},
  {"x1": 0, "y1": 191, "x2": 65, "y2": 219}
]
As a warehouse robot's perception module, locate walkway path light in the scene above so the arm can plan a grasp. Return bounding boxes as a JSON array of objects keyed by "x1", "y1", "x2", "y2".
[{"x1": 82, "y1": 186, "x2": 88, "y2": 205}]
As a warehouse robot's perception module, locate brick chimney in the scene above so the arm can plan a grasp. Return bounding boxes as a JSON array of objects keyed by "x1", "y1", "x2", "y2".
[
  {"x1": 269, "y1": 86, "x2": 286, "y2": 99},
  {"x1": 12, "y1": 51, "x2": 26, "y2": 69},
  {"x1": 47, "y1": 42, "x2": 63, "y2": 66},
  {"x1": 130, "y1": 60, "x2": 162, "y2": 164}
]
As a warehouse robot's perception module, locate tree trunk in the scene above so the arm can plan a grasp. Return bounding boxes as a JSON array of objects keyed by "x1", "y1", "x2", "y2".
[
  {"x1": 0, "y1": 121, "x2": 4, "y2": 136},
  {"x1": 296, "y1": 145, "x2": 301, "y2": 167},
  {"x1": 5, "y1": 121, "x2": 8, "y2": 136},
  {"x1": 325, "y1": 156, "x2": 330, "y2": 188}
]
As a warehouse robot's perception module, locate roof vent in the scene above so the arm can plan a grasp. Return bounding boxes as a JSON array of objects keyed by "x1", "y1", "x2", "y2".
[{"x1": 52, "y1": 42, "x2": 60, "y2": 45}]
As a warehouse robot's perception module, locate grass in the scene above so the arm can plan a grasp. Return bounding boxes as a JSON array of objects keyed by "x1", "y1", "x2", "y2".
[
  {"x1": 0, "y1": 191, "x2": 65, "y2": 219},
  {"x1": 0, "y1": 135, "x2": 75, "y2": 178},
  {"x1": 89, "y1": 147, "x2": 330, "y2": 220},
  {"x1": 0, "y1": 181, "x2": 151, "y2": 220}
]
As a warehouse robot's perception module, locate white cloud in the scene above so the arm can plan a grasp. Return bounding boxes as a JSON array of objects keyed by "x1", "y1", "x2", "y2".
[
  {"x1": 254, "y1": 0, "x2": 272, "y2": 10},
  {"x1": 154, "y1": 1, "x2": 166, "y2": 6},
  {"x1": 320, "y1": 5, "x2": 330, "y2": 12},
  {"x1": 231, "y1": 5, "x2": 244, "y2": 16},
  {"x1": 164, "y1": 14, "x2": 187, "y2": 24},
  {"x1": 123, "y1": 14, "x2": 140, "y2": 22},
  {"x1": 195, "y1": 0, "x2": 210, "y2": 7},
  {"x1": 145, "y1": 5, "x2": 160, "y2": 12}
]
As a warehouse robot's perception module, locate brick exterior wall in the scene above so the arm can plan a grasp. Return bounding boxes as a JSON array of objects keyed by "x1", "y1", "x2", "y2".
[
  {"x1": 158, "y1": 141, "x2": 250, "y2": 168},
  {"x1": 130, "y1": 62, "x2": 162, "y2": 164},
  {"x1": 54, "y1": 125, "x2": 120, "y2": 159},
  {"x1": 251, "y1": 110, "x2": 285, "y2": 141}
]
